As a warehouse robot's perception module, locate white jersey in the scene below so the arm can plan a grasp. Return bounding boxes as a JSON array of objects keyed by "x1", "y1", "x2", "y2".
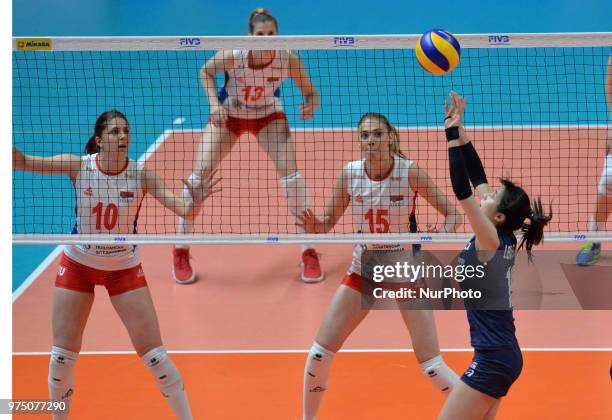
[
  {"x1": 220, "y1": 49, "x2": 291, "y2": 119},
  {"x1": 346, "y1": 156, "x2": 416, "y2": 275},
  {"x1": 64, "y1": 154, "x2": 145, "y2": 270}
]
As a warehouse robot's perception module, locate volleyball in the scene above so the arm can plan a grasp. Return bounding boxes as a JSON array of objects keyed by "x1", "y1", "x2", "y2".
[{"x1": 415, "y1": 29, "x2": 461, "y2": 75}]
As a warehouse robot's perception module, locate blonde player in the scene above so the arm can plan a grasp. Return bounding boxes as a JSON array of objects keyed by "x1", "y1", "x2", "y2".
[
  {"x1": 174, "y1": 8, "x2": 323, "y2": 284},
  {"x1": 13, "y1": 110, "x2": 220, "y2": 419},
  {"x1": 576, "y1": 54, "x2": 612, "y2": 265},
  {"x1": 297, "y1": 113, "x2": 463, "y2": 419}
]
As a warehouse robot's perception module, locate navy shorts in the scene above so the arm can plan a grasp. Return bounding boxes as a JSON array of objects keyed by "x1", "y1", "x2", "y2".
[{"x1": 461, "y1": 346, "x2": 523, "y2": 398}]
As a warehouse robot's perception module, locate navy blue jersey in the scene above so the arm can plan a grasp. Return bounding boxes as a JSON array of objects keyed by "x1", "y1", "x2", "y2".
[{"x1": 458, "y1": 229, "x2": 519, "y2": 349}]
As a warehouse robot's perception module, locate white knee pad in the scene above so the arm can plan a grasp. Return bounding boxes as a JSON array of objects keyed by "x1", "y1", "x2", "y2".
[
  {"x1": 280, "y1": 171, "x2": 309, "y2": 216},
  {"x1": 48, "y1": 345, "x2": 78, "y2": 419},
  {"x1": 420, "y1": 355, "x2": 459, "y2": 394}
]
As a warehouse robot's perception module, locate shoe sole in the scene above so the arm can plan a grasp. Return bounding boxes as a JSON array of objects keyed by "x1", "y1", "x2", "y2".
[
  {"x1": 172, "y1": 270, "x2": 198, "y2": 285},
  {"x1": 301, "y1": 272, "x2": 325, "y2": 283}
]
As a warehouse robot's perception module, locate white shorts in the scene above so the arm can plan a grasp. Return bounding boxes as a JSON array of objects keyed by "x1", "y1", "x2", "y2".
[{"x1": 597, "y1": 154, "x2": 612, "y2": 196}]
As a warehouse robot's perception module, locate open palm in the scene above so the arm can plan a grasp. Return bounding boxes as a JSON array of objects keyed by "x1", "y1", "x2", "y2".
[{"x1": 444, "y1": 91, "x2": 467, "y2": 129}]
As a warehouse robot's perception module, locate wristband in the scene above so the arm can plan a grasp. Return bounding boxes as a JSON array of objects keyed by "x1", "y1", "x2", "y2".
[{"x1": 445, "y1": 126, "x2": 460, "y2": 141}]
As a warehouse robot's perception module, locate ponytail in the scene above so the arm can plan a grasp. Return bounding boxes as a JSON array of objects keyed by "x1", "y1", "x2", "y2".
[
  {"x1": 388, "y1": 125, "x2": 408, "y2": 159},
  {"x1": 518, "y1": 197, "x2": 553, "y2": 261},
  {"x1": 84, "y1": 135, "x2": 100, "y2": 154}
]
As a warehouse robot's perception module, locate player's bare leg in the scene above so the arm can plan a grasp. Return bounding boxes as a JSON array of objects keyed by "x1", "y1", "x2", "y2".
[
  {"x1": 174, "y1": 123, "x2": 238, "y2": 284},
  {"x1": 112, "y1": 287, "x2": 193, "y2": 419},
  {"x1": 258, "y1": 118, "x2": 324, "y2": 282}
]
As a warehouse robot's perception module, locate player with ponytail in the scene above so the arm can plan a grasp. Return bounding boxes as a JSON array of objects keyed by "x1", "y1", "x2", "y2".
[{"x1": 439, "y1": 92, "x2": 552, "y2": 419}]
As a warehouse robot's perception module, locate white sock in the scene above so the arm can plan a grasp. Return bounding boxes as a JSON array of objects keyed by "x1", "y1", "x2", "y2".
[
  {"x1": 280, "y1": 171, "x2": 313, "y2": 250},
  {"x1": 142, "y1": 347, "x2": 193, "y2": 420},
  {"x1": 303, "y1": 342, "x2": 335, "y2": 420},
  {"x1": 48, "y1": 346, "x2": 78, "y2": 420},
  {"x1": 589, "y1": 218, "x2": 605, "y2": 232},
  {"x1": 177, "y1": 174, "x2": 201, "y2": 249},
  {"x1": 420, "y1": 355, "x2": 459, "y2": 394}
]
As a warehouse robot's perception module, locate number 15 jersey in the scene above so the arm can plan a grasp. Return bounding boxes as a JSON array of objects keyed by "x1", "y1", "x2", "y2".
[{"x1": 346, "y1": 156, "x2": 416, "y2": 275}]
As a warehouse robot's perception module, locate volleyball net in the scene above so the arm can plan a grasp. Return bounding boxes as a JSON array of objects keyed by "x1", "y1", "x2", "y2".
[{"x1": 12, "y1": 33, "x2": 612, "y2": 244}]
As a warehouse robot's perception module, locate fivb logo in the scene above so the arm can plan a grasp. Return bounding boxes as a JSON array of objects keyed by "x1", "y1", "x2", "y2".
[
  {"x1": 488, "y1": 35, "x2": 511, "y2": 45},
  {"x1": 333, "y1": 36, "x2": 356, "y2": 47},
  {"x1": 179, "y1": 37, "x2": 201, "y2": 48}
]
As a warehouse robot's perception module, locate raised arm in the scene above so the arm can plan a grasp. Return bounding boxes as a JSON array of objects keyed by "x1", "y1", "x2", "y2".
[
  {"x1": 288, "y1": 53, "x2": 320, "y2": 121},
  {"x1": 13, "y1": 145, "x2": 81, "y2": 180},
  {"x1": 408, "y1": 163, "x2": 462, "y2": 233},
  {"x1": 456, "y1": 128, "x2": 491, "y2": 199},
  {"x1": 445, "y1": 92, "x2": 499, "y2": 250},
  {"x1": 141, "y1": 168, "x2": 221, "y2": 220},
  {"x1": 297, "y1": 167, "x2": 350, "y2": 233}
]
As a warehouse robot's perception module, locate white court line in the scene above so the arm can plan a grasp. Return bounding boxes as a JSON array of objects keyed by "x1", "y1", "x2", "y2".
[
  {"x1": 12, "y1": 347, "x2": 612, "y2": 356},
  {"x1": 12, "y1": 246, "x2": 64, "y2": 303},
  {"x1": 137, "y1": 128, "x2": 173, "y2": 164},
  {"x1": 12, "y1": 128, "x2": 175, "y2": 303}
]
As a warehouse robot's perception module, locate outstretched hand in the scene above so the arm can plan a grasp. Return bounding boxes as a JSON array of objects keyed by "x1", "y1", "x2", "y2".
[
  {"x1": 444, "y1": 91, "x2": 467, "y2": 129},
  {"x1": 182, "y1": 170, "x2": 222, "y2": 204}
]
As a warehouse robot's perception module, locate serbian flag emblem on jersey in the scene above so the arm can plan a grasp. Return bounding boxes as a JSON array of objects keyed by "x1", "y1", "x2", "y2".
[
  {"x1": 390, "y1": 195, "x2": 404, "y2": 202},
  {"x1": 120, "y1": 191, "x2": 135, "y2": 201}
]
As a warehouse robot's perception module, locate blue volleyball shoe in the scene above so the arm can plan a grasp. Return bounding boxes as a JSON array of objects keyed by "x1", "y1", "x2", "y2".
[{"x1": 576, "y1": 242, "x2": 601, "y2": 266}]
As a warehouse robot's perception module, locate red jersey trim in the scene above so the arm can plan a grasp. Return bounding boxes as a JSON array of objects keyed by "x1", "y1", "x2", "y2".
[
  {"x1": 96, "y1": 154, "x2": 129, "y2": 176},
  {"x1": 364, "y1": 158, "x2": 395, "y2": 182}
]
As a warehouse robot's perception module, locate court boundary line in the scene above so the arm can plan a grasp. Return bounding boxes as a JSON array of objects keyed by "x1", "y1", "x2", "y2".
[
  {"x1": 12, "y1": 246, "x2": 64, "y2": 303},
  {"x1": 12, "y1": 128, "x2": 174, "y2": 303},
  {"x1": 12, "y1": 347, "x2": 612, "y2": 356}
]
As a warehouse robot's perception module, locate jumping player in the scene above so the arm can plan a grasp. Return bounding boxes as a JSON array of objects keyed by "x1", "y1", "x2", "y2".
[
  {"x1": 576, "y1": 54, "x2": 612, "y2": 265},
  {"x1": 174, "y1": 8, "x2": 323, "y2": 284},
  {"x1": 13, "y1": 110, "x2": 220, "y2": 419},
  {"x1": 297, "y1": 112, "x2": 463, "y2": 419},
  {"x1": 439, "y1": 92, "x2": 551, "y2": 419}
]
